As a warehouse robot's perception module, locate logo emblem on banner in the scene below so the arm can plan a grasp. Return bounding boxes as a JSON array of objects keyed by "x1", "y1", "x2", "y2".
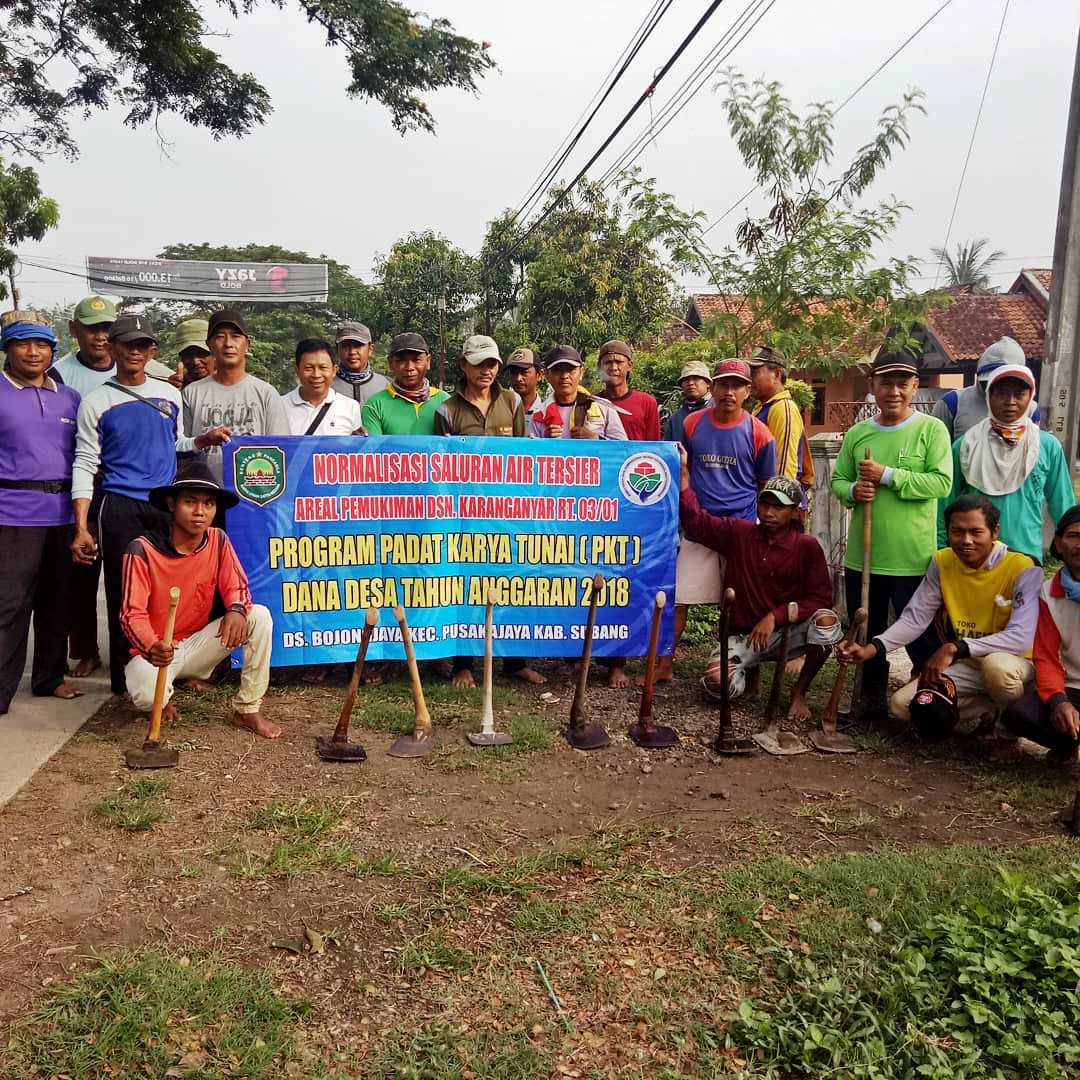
[
  {"x1": 618, "y1": 452, "x2": 671, "y2": 506},
  {"x1": 234, "y1": 446, "x2": 286, "y2": 506}
]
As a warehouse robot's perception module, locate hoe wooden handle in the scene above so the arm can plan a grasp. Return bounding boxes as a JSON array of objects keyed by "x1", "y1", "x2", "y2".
[
  {"x1": 333, "y1": 607, "x2": 379, "y2": 741},
  {"x1": 146, "y1": 587, "x2": 181, "y2": 745},
  {"x1": 394, "y1": 606, "x2": 431, "y2": 736},
  {"x1": 637, "y1": 592, "x2": 666, "y2": 726},
  {"x1": 823, "y1": 608, "x2": 868, "y2": 726}
]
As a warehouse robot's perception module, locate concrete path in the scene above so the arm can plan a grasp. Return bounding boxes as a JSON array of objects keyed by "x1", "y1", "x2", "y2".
[{"x1": 0, "y1": 587, "x2": 111, "y2": 809}]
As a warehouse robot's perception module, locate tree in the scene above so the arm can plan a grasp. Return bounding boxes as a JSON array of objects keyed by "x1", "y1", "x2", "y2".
[
  {"x1": 929, "y1": 238, "x2": 1006, "y2": 291},
  {"x1": 491, "y1": 181, "x2": 679, "y2": 357},
  {"x1": 618, "y1": 73, "x2": 943, "y2": 376},
  {"x1": 372, "y1": 231, "x2": 480, "y2": 378},
  {"x1": 0, "y1": 159, "x2": 59, "y2": 303},
  {"x1": 0, "y1": 0, "x2": 493, "y2": 160}
]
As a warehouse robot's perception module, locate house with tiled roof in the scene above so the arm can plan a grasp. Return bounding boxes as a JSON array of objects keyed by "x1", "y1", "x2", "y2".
[{"x1": 676, "y1": 270, "x2": 1052, "y2": 432}]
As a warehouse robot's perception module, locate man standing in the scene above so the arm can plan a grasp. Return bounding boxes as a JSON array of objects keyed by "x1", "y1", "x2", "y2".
[
  {"x1": 182, "y1": 310, "x2": 289, "y2": 483},
  {"x1": 282, "y1": 339, "x2": 364, "y2": 436},
  {"x1": 506, "y1": 348, "x2": 548, "y2": 422},
  {"x1": 679, "y1": 455, "x2": 841, "y2": 721},
  {"x1": 840, "y1": 496, "x2": 1039, "y2": 742},
  {"x1": 1002, "y1": 507, "x2": 1080, "y2": 763},
  {"x1": 663, "y1": 361, "x2": 712, "y2": 443},
  {"x1": 49, "y1": 296, "x2": 118, "y2": 678},
  {"x1": 332, "y1": 322, "x2": 387, "y2": 407},
  {"x1": 50, "y1": 296, "x2": 117, "y2": 397},
  {"x1": 528, "y1": 347, "x2": 627, "y2": 440},
  {"x1": 122, "y1": 462, "x2": 279, "y2": 739},
  {"x1": 932, "y1": 337, "x2": 1038, "y2": 441},
  {"x1": 749, "y1": 345, "x2": 812, "y2": 490},
  {"x1": 597, "y1": 340, "x2": 660, "y2": 440},
  {"x1": 0, "y1": 314, "x2": 84, "y2": 714},
  {"x1": 72, "y1": 315, "x2": 229, "y2": 695},
  {"x1": 941, "y1": 364, "x2": 1073, "y2": 561},
  {"x1": 175, "y1": 319, "x2": 213, "y2": 388},
  {"x1": 832, "y1": 348, "x2": 953, "y2": 714},
  {"x1": 434, "y1": 336, "x2": 538, "y2": 688},
  {"x1": 654, "y1": 358, "x2": 775, "y2": 683},
  {"x1": 362, "y1": 333, "x2": 448, "y2": 436}
]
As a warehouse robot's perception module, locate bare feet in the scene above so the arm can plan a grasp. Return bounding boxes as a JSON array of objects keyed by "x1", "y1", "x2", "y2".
[
  {"x1": 452, "y1": 670, "x2": 476, "y2": 689},
  {"x1": 360, "y1": 666, "x2": 385, "y2": 686},
  {"x1": 162, "y1": 702, "x2": 179, "y2": 726},
  {"x1": 176, "y1": 677, "x2": 216, "y2": 692},
  {"x1": 607, "y1": 665, "x2": 629, "y2": 689},
  {"x1": 52, "y1": 682, "x2": 83, "y2": 701},
  {"x1": 787, "y1": 693, "x2": 811, "y2": 724},
  {"x1": 69, "y1": 656, "x2": 100, "y2": 678},
  {"x1": 634, "y1": 671, "x2": 672, "y2": 688},
  {"x1": 232, "y1": 710, "x2": 281, "y2": 739},
  {"x1": 652, "y1": 658, "x2": 675, "y2": 683},
  {"x1": 511, "y1": 666, "x2": 547, "y2": 685}
]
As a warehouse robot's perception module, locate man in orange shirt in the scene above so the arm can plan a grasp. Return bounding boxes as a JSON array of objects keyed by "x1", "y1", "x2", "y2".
[{"x1": 120, "y1": 462, "x2": 279, "y2": 739}]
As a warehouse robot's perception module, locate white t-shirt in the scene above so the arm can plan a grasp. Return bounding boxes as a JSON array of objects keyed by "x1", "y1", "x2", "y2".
[{"x1": 281, "y1": 386, "x2": 364, "y2": 436}]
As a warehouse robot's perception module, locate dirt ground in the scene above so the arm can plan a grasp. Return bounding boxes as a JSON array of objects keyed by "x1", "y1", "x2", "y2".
[{"x1": 1, "y1": 653, "x2": 1076, "y2": 1075}]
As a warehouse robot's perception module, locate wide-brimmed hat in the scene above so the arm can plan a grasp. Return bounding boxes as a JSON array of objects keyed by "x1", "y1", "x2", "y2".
[
  {"x1": 149, "y1": 461, "x2": 239, "y2": 512},
  {"x1": 678, "y1": 360, "x2": 711, "y2": 383}
]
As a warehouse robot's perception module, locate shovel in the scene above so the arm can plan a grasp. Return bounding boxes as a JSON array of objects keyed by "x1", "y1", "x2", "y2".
[
  {"x1": 712, "y1": 588, "x2": 755, "y2": 755},
  {"x1": 315, "y1": 606, "x2": 377, "y2": 763},
  {"x1": 387, "y1": 606, "x2": 437, "y2": 759},
  {"x1": 566, "y1": 572, "x2": 610, "y2": 750},
  {"x1": 628, "y1": 591, "x2": 678, "y2": 749},
  {"x1": 466, "y1": 592, "x2": 512, "y2": 747},
  {"x1": 125, "y1": 586, "x2": 181, "y2": 770},
  {"x1": 753, "y1": 602, "x2": 809, "y2": 756},
  {"x1": 810, "y1": 608, "x2": 867, "y2": 754}
]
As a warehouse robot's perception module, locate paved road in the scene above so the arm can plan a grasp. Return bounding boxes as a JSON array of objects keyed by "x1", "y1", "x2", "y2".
[{"x1": 0, "y1": 586, "x2": 111, "y2": 808}]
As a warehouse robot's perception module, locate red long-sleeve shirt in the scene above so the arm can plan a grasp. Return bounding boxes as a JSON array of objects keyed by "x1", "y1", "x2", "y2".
[
  {"x1": 679, "y1": 486, "x2": 834, "y2": 632},
  {"x1": 1033, "y1": 572, "x2": 1080, "y2": 709},
  {"x1": 121, "y1": 528, "x2": 252, "y2": 657}
]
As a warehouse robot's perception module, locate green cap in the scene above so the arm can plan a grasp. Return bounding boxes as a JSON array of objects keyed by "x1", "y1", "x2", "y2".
[
  {"x1": 174, "y1": 319, "x2": 210, "y2": 354},
  {"x1": 72, "y1": 296, "x2": 116, "y2": 327},
  {"x1": 760, "y1": 476, "x2": 804, "y2": 507}
]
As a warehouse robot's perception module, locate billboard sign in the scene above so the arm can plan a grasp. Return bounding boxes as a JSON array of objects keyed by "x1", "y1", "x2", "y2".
[{"x1": 85, "y1": 256, "x2": 329, "y2": 303}]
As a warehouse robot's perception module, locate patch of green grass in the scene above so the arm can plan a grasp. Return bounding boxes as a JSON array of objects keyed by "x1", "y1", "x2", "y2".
[
  {"x1": 323, "y1": 847, "x2": 415, "y2": 878},
  {"x1": 93, "y1": 777, "x2": 169, "y2": 832},
  {"x1": 970, "y1": 769, "x2": 1075, "y2": 814},
  {"x1": 169, "y1": 683, "x2": 235, "y2": 726},
  {"x1": 426, "y1": 712, "x2": 555, "y2": 777},
  {"x1": 6, "y1": 948, "x2": 310, "y2": 1080},
  {"x1": 367, "y1": 1024, "x2": 551, "y2": 1080},
  {"x1": 397, "y1": 929, "x2": 475, "y2": 975},
  {"x1": 245, "y1": 798, "x2": 342, "y2": 840}
]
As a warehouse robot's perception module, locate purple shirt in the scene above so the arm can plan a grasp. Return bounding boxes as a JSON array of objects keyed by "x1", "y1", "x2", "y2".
[
  {"x1": 681, "y1": 409, "x2": 776, "y2": 520},
  {"x1": 0, "y1": 373, "x2": 80, "y2": 526}
]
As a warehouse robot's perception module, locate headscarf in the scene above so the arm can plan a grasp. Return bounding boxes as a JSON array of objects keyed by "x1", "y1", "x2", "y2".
[
  {"x1": 1, "y1": 321, "x2": 57, "y2": 354},
  {"x1": 336, "y1": 364, "x2": 373, "y2": 386},
  {"x1": 391, "y1": 378, "x2": 431, "y2": 406},
  {"x1": 958, "y1": 364, "x2": 1040, "y2": 496}
]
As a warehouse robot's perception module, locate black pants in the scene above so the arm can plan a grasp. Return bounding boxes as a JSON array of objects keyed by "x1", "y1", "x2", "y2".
[
  {"x1": 845, "y1": 569, "x2": 939, "y2": 702},
  {"x1": 453, "y1": 656, "x2": 527, "y2": 677},
  {"x1": 1002, "y1": 687, "x2": 1080, "y2": 756},
  {"x1": 99, "y1": 493, "x2": 168, "y2": 694},
  {"x1": 0, "y1": 523, "x2": 73, "y2": 712},
  {"x1": 68, "y1": 556, "x2": 102, "y2": 662}
]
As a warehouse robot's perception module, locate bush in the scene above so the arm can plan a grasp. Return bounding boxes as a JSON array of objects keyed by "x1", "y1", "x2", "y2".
[{"x1": 729, "y1": 866, "x2": 1080, "y2": 1078}]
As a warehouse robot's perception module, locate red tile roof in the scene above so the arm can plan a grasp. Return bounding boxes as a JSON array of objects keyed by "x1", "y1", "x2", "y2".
[{"x1": 925, "y1": 290, "x2": 1046, "y2": 362}]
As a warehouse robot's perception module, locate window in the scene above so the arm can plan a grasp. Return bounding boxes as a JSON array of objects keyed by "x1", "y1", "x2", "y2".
[{"x1": 810, "y1": 383, "x2": 826, "y2": 426}]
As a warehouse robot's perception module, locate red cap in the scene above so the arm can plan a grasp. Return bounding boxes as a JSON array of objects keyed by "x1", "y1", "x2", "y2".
[{"x1": 712, "y1": 358, "x2": 751, "y2": 384}]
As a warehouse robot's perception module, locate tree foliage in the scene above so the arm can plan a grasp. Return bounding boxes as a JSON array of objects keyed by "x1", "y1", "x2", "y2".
[
  {"x1": 0, "y1": 0, "x2": 493, "y2": 160},
  {"x1": 930, "y1": 238, "x2": 1006, "y2": 291},
  {"x1": 621, "y1": 73, "x2": 943, "y2": 377},
  {"x1": 0, "y1": 159, "x2": 59, "y2": 301}
]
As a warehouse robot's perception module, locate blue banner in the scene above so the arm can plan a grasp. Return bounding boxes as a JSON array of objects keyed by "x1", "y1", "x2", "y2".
[{"x1": 223, "y1": 435, "x2": 678, "y2": 666}]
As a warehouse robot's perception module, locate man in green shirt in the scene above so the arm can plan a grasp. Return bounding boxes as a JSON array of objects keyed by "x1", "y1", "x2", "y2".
[
  {"x1": 832, "y1": 347, "x2": 954, "y2": 713},
  {"x1": 361, "y1": 333, "x2": 448, "y2": 435},
  {"x1": 939, "y1": 363, "x2": 1074, "y2": 561}
]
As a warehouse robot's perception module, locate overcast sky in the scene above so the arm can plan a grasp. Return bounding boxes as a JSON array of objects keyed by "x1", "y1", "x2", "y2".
[{"x1": 17, "y1": 0, "x2": 1080, "y2": 311}]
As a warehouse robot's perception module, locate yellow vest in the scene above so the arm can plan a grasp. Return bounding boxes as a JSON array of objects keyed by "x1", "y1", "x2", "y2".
[{"x1": 935, "y1": 544, "x2": 1035, "y2": 657}]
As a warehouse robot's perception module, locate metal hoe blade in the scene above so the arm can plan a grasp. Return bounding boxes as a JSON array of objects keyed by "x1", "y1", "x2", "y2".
[
  {"x1": 466, "y1": 730, "x2": 513, "y2": 747},
  {"x1": 809, "y1": 728, "x2": 858, "y2": 754},
  {"x1": 314, "y1": 736, "x2": 368, "y2": 763},
  {"x1": 628, "y1": 591, "x2": 678, "y2": 750},
  {"x1": 125, "y1": 741, "x2": 179, "y2": 770},
  {"x1": 753, "y1": 728, "x2": 810, "y2": 756}
]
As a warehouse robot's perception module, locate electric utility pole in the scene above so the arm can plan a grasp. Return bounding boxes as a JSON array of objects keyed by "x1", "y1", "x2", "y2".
[{"x1": 1041, "y1": 27, "x2": 1080, "y2": 462}]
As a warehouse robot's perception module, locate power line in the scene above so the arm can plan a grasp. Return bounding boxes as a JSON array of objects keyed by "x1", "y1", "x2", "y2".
[
  {"x1": 508, "y1": 0, "x2": 676, "y2": 228},
  {"x1": 702, "y1": 0, "x2": 958, "y2": 236},
  {"x1": 493, "y1": 0, "x2": 732, "y2": 275},
  {"x1": 932, "y1": 0, "x2": 1011, "y2": 286},
  {"x1": 597, "y1": 0, "x2": 777, "y2": 189}
]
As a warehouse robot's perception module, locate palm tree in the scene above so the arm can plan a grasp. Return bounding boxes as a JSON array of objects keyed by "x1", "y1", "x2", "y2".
[{"x1": 929, "y1": 238, "x2": 1006, "y2": 290}]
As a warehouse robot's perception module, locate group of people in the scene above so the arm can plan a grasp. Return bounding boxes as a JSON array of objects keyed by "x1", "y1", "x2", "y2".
[
  {"x1": 1, "y1": 293, "x2": 1077, "y2": 765},
  {"x1": 672, "y1": 339, "x2": 1077, "y2": 763}
]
